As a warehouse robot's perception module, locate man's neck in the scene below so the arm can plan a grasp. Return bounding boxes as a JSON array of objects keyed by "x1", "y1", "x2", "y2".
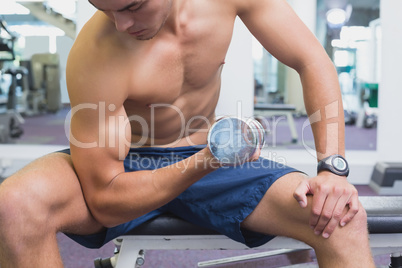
[{"x1": 163, "y1": 0, "x2": 188, "y2": 36}]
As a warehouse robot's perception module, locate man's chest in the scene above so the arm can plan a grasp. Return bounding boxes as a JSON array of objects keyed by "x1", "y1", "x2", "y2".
[{"x1": 123, "y1": 19, "x2": 234, "y2": 105}]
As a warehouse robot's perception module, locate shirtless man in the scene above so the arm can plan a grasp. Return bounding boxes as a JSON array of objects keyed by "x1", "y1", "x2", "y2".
[{"x1": 0, "y1": 0, "x2": 375, "y2": 267}]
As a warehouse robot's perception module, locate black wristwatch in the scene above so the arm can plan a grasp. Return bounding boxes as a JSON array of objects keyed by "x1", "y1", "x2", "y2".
[{"x1": 317, "y1": 154, "x2": 349, "y2": 177}]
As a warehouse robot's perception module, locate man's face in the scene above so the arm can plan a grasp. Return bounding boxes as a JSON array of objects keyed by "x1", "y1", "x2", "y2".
[{"x1": 88, "y1": 0, "x2": 172, "y2": 40}]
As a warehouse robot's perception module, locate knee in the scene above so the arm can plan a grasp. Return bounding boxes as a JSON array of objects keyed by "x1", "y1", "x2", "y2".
[
  {"x1": 348, "y1": 201, "x2": 369, "y2": 233},
  {"x1": 330, "y1": 201, "x2": 369, "y2": 242},
  {"x1": 0, "y1": 176, "x2": 52, "y2": 237}
]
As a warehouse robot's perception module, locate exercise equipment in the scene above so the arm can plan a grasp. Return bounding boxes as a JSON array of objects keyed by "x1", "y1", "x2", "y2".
[
  {"x1": 370, "y1": 162, "x2": 402, "y2": 195},
  {"x1": 0, "y1": 20, "x2": 15, "y2": 62},
  {"x1": 20, "y1": 53, "x2": 62, "y2": 115},
  {"x1": 390, "y1": 253, "x2": 402, "y2": 268},
  {"x1": 0, "y1": 19, "x2": 24, "y2": 143},
  {"x1": 0, "y1": 67, "x2": 27, "y2": 143},
  {"x1": 254, "y1": 103, "x2": 298, "y2": 144},
  {"x1": 207, "y1": 117, "x2": 265, "y2": 164},
  {"x1": 0, "y1": 110, "x2": 24, "y2": 143},
  {"x1": 93, "y1": 196, "x2": 402, "y2": 267},
  {"x1": 0, "y1": 72, "x2": 25, "y2": 143}
]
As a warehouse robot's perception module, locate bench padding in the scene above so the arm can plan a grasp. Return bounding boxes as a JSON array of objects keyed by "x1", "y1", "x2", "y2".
[{"x1": 125, "y1": 214, "x2": 219, "y2": 236}]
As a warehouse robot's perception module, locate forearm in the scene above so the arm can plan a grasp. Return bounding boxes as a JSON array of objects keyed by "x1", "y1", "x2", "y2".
[
  {"x1": 90, "y1": 147, "x2": 220, "y2": 227},
  {"x1": 300, "y1": 58, "x2": 345, "y2": 161}
]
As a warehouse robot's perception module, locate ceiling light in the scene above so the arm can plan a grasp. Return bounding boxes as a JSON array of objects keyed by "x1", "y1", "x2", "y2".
[{"x1": 326, "y1": 8, "x2": 347, "y2": 27}]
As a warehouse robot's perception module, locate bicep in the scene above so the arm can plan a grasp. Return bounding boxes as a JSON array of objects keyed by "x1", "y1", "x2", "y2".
[{"x1": 69, "y1": 101, "x2": 131, "y2": 191}]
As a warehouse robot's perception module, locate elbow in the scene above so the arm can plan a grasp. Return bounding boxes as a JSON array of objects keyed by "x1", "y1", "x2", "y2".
[
  {"x1": 86, "y1": 193, "x2": 121, "y2": 228},
  {"x1": 92, "y1": 210, "x2": 119, "y2": 229}
]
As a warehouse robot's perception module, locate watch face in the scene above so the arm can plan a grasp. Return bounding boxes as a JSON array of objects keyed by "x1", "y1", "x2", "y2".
[{"x1": 332, "y1": 157, "x2": 347, "y2": 171}]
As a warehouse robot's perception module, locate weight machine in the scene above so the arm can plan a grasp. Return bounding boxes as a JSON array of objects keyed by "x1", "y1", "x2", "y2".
[{"x1": 0, "y1": 18, "x2": 24, "y2": 143}]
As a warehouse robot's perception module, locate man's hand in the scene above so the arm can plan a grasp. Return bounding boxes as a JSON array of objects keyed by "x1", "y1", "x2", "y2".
[{"x1": 293, "y1": 171, "x2": 359, "y2": 238}]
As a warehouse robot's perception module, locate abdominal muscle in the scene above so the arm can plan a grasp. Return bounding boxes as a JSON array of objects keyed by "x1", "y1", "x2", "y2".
[
  {"x1": 129, "y1": 114, "x2": 216, "y2": 148},
  {"x1": 130, "y1": 130, "x2": 211, "y2": 148},
  {"x1": 127, "y1": 91, "x2": 218, "y2": 148}
]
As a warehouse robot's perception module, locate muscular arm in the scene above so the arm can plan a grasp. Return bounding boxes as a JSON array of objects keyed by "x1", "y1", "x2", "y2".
[
  {"x1": 66, "y1": 24, "x2": 218, "y2": 228},
  {"x1": 239, "y1": 0, "x2": 344, "y2": 157},
  {"x1": 237, "y1": 0, "x2": 359, "y2": 237}
]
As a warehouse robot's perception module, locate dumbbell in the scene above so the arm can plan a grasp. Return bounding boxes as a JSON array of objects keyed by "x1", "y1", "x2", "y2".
[{"x1": 207, "y1": 117, "x2": 265, "y2": 165}]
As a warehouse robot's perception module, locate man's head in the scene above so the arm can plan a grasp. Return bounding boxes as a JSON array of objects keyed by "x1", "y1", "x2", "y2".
[{"x1": 88, "y1": 0, "x2": 173, "y2": 40}]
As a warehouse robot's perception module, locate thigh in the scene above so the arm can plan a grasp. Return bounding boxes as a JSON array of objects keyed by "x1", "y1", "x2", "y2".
[
  {"x1": 242, "y1": 172, "x2": 314, "y2": 241},
  {"x1": 165, "y1": 158, "x2": 300, "y2": 247},
  {"x1": 1, "y1": 152, "x2": 104, "y2": 236}
]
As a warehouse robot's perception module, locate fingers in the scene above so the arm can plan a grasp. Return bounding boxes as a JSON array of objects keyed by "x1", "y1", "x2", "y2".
[
  {"x1": 340, "y1": 194, "x2": 360, "y2": 226},
  {"x1": 311, "y1": 185, "x2": 359, "y2": 238},
  {"x1": 293, "y1": 174, "x2": 361, "y2": 239},
  {"x1": 293, "y1": 179, "x2": 311, "y2": 208},
  {"x1": 312, "y1": 190, "x2": 344, "y2": 238},
  {"x1": 250, "y1": 148, "x2": 261, "y2": 162},
  {"x1": 309, "y1": 189, "x2": 328, "y2": 231}
]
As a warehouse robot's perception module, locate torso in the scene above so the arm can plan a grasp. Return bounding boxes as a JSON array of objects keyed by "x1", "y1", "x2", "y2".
[{"x1": 71, "y1": 0, "x2": 238, "y2": 147}]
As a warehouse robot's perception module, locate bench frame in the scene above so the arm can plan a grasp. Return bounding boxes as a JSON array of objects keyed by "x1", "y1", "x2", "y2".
[{"x1": 111, "y1": 233, "x2": 402, "y2": 267}]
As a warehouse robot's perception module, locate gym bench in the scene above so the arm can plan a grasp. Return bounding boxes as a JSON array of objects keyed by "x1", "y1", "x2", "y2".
[
  {"x1": 94, "y1": 196, "x2": 402, "y2": 268},
  {"x1": 254, "y1": 103, "x2": 298, "y2": 144}
]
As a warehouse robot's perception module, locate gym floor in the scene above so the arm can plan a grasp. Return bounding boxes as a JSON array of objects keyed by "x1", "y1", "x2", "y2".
[{"x1": 2, "y1": 107, "x2": 390, "y2": 267}]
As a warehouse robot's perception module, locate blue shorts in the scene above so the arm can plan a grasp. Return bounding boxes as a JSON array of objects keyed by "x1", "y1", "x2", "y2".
[{"x1": 61, "y1": 145, "x2": 300, "y2": 249}]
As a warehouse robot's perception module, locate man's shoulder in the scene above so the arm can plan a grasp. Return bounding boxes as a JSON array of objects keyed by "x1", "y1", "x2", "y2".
[
  {"x1": 73, "y1": 12, "x2": 114, "y2": 53},
  {"x1": 66, "y1": 13, "x2": 130, "y2": 103},
  {"x1": 68, "y1": 13, "x2": 125, "y2": 74}
]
